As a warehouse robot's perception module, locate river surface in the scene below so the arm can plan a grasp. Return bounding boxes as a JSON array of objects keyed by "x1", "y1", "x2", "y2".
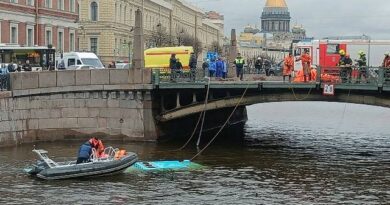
[{"x1": 0, "y1": 102, "x2": 389, "y2": 204}]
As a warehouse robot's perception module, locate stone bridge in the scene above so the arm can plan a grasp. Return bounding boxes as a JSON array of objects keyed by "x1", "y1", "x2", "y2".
[{"x1": 0, "y1": 69, "x2": 389, "y2": 147}]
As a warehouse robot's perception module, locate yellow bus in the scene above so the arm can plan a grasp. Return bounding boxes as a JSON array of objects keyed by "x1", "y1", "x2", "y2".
[{"x1": 144, "y1": 46, "x2": 193, "y2": 70}]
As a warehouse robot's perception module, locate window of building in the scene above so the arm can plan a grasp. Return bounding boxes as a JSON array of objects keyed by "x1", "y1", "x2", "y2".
[
  {"x1": 91, "y1": 2, "x2": 98, "y2": 21},
  {"x1": 10, "y1": 25, "x2": 18, "y2": 44},
  {"x1": 70, "y1": 33, "x2": 75, "y2": 51},
  {"x1": 27, "y1": 28, "x2": 33, "y2": 46},
  {"x1": 10, "y1": 0, "x2": 18, "y2": 3},
  {"x1": 119, "y1": 4, "x2": 122, "y2": 23},
  {"x1": 58, "y1": 31, "x2": 63, "y2": 52},
  {"x1": 58, "y1": 0, "x2": 64, "y2": 10},
  {"x1": 114, "y1": 3, "x2": 117, "y2": 22},
  {"x1": 46, "y1": 30, "x2": 52, "y2": 46},
  {"x1": 124, "y1": 6, "x2": 127, "y2": 24},
  {"x1": 45, "y1": 0, "x2": 51, "y2": 8},
  {"x1": 130, "y1": 9, "x2": 133, "y2": 23},
  {"x1": 90, "y1": 38, "x2": 98, "y2": 54},
  {"x1": 27, "y1": 0, "x2": 34, "y2": 6},
  {"x1": 70, "y1": 0, "x2": 75, "y2": 12}
]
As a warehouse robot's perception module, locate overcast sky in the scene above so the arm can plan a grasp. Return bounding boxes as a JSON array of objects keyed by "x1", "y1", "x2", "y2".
[{"x1": 188, "y1": 0, "x2": 390, "y2": 39}]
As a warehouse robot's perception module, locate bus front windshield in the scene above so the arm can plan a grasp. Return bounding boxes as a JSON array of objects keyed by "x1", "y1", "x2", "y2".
[{"x1": 81, "y1": 58, "x2": 104, "y2": 68}]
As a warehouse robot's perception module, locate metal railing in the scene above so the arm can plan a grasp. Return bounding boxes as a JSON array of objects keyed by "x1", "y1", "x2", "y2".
[
  {"x1": 152, "y1": 68, "x2": 206, "y2": 84},
  {"x1": 320, "y1": 66, "x2": 389, "y2": 86},
  {"x1": 149, "y1": 66, "x2": 390, "y2": 89}
]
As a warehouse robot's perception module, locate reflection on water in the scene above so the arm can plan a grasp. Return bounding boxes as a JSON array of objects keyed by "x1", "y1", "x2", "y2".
[{"x1": 0, "y1": 102, "x2": 389, "y2": 204}]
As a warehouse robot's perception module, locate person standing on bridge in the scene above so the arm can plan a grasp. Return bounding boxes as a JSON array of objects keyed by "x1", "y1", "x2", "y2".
[
  {"x1": 222, "y1": 57, "x2": 228, "y2": 79},
  {"x1": 216, "y1": 57, "x2": 224, "y2": 78},
  {"x1": 169, "y1": 54, "x2": 177, "y2": 81},
  {"x1": 189, "y1": 53, "x2": 197, "y2": 81},
  {"x1": 382, "y1": 53, "x2": 390, "y2": 68},
  {"x1": 296, "y1": 50, "x2": 311, "y2": 82},
  {"x1": 234, "y1": 53, "x2": 245, "y2": 81},
  {"x1": 283, "y1": 53, "x2": 294, "y2": 83},
  {"x1": 255, "y1": 57, "x2": 263, "y2": 74},
  {"x1": 208, "y1": 58, "x2": 217, "y2": 78},
  {"x1": 356, "y1": 50, "x2": 367, "y2": 83},
  {"x1": 339, "y1": 53, "x2": 353, "y2": 83}
]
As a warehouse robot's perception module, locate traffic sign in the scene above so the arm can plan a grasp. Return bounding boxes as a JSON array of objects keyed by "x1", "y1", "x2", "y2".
[{"x1": 323, "y1": 84, "x2": 335, "y2": 96}]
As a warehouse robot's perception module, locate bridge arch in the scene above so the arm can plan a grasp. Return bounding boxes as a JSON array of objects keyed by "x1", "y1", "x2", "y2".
[{"x1": 158, "y1": 89, "x2": 390, "y2": 122}]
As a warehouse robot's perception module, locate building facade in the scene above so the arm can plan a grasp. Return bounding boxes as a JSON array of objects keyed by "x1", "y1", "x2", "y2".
[
  {"x1": 205, "y1": 11, "x2": 224, "y2": 31},
  {"x1": 78, "y1": 0, "x2": 223, "y2": 65},
  {"x1": 0, "y1": 0, "x2": 79, "y2": 52}
]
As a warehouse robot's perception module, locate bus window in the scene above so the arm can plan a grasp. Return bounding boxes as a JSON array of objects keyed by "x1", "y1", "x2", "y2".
[
  {"x1": 68, "y1": 58, "x2": 75, "y2": 66},
  {"x1": 77, "y1": 59, "x2": 82, "y2": 65},
  {"x1": 326, "y1": 44, "x2": 340, "y2": 54}
]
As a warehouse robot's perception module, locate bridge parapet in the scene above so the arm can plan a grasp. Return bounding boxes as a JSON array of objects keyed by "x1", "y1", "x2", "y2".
[{"x1": 9, "y1": 69, "x2": 153, "y2": 96}]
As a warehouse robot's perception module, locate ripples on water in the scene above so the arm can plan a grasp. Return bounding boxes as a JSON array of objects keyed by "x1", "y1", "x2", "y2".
[{"x1": 0, "y1": 102, "x2": 389, "y2": 204}]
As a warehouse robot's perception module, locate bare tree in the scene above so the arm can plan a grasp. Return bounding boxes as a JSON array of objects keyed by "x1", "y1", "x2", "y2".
[
  {"x1": 178, "y1": 32, "x2": 202, "y2": 57},
  {"x1": 147, "y1": 25, "x2": 172, "y2": 47},
  {"x1": 209, "y1": 41, "x2": 222, "y2": 54}
]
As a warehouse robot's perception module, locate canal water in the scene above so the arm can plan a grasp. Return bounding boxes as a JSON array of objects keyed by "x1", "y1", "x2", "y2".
[{"x1": 0, "y1": 102, "x2": 389, "y2": 204}]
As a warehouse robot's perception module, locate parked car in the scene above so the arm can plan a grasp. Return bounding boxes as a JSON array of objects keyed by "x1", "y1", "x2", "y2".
[
  {"x1": 56, "y1": 52, "x2": 105, "y2": 70},
  {"x1": 269, "y1": 60, "x2": 283, "y2": 76},
  {"x1": 67, "y1": 65, "x2": 95, "y2": 70},
  {"x1": 115, "y1": 63, "x2": 131, "y2": 69}
]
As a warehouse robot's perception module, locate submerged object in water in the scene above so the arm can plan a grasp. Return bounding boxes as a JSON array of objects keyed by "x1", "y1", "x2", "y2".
[
  {"x1": 126, "y1": 160, "x2": 203, "y2": 172},
  {"x1": 25, "y1": 148, "x2": 138, "y2": 180}
]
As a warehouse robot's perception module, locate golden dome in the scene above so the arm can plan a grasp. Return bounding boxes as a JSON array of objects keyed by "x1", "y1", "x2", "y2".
[{"x1": 265, "y1": 0, "x2": 287, "y2": 7}]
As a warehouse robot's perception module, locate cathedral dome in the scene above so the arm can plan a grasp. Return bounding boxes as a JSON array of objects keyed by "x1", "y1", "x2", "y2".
[
  {"x1": 261, "y1": 0, "x2": 290, "y2": 33},
  {"x1": 265, "y1": 0, "x2": 288, "y2": 8}
]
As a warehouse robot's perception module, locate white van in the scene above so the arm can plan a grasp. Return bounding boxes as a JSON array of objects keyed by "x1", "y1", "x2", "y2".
[{"x1": 56, "y1": 52, "x2": 105, "y2": 70}]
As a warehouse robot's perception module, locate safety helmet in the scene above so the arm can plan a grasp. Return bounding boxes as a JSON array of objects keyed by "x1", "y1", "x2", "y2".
[
  {"x1": 339, "y1": 49, "x2": 346, "y2": 56},
  {"x1": 358, "y1": 50, "x2": 365, "y2": 56}
]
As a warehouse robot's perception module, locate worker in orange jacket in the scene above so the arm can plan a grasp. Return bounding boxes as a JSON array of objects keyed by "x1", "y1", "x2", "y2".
[
  {"x1": 382, "y1": 53, "x2": 390, "y2": 68},
  {"x1": 283, "y1": 53, "x2": 294, "y2": 82},
  {"x1": 297, "y1": 50, "x2": 311, "y2": 82}
]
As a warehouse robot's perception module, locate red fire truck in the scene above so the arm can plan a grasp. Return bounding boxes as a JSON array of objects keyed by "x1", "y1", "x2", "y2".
[{"x1": 293, "y1": 39, "x2": 390, "y2": 69}]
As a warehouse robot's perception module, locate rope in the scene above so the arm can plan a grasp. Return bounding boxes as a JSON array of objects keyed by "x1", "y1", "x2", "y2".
[
  {"x1": 172, "y1": 77, "x2": 211, "y2": 151},
  {"x1": 336, "y1": 89, "x2": 351, "y2": 131},
  {"x1": 290, "y1": 87, "x2": 313, "y2": 101},
  {"x1": 191, "y1": 84, "x2": 250, "y2": 161}
]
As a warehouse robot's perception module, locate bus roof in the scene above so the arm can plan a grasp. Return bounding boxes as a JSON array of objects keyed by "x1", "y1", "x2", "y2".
[{"x1": 145, "y1": 46, "x2": 193, "y2": 54}]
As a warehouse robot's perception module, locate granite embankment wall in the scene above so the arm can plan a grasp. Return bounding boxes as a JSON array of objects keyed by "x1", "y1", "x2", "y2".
[{"x1": 0, "y1": 69, "x2": 158, "y2": 147}]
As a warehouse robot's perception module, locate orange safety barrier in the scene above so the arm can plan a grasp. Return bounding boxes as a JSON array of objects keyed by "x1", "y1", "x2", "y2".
[{"x1": 293, "y1": 69, "x2": 317, "y2": 83}]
